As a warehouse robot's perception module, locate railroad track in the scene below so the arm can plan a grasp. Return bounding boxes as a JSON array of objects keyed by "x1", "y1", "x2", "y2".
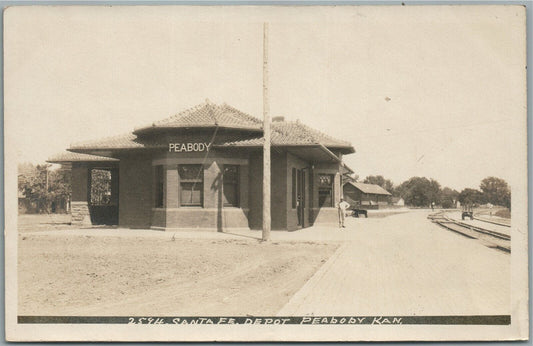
[
  {"x1": 473, "y1": 216, "x2": 511, "y2": 228},
  {"x1": 428, "y1": 211, "x2": 510, "y2": 253}
]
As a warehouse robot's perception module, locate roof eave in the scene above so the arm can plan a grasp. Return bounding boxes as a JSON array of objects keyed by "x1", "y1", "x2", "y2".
[
  {"x1": 67, "y1": 148, "x2": 135, "y2": 159},
  {"x1": 47, "y1": 151, "x2": 120, "y2": 164},
  {"x1": 214, "y1": 143, "x2": 341, "y2": 162},
  {"x1": 317, "y1": 144, "x2": 342, "y2": 162},
  {"x1": 341, "y1": 163, "x2": 355, "y2": 174},
  {"x1": 46, "y1": 159, "x2": 119, "y2": 164},
  {"x1": 339, "y1": 146, "x2": 356, "y2": 154}
]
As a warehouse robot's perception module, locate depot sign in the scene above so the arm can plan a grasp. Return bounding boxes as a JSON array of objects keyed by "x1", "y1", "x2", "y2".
[{"x1": 169, "y1": 142, "x2": 212, "y2": 153}]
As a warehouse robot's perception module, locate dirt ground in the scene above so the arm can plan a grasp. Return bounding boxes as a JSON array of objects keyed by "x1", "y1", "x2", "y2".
[
  {"x1": 18, "y1": 225, "x2": 337, "y2": 316},
  {"x1": 18, "y1": 214, "x2": 74, "y2": 233}
]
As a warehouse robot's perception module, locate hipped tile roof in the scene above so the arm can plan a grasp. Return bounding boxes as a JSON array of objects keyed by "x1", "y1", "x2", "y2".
[
  {"x1": 70, "y1": 133, "x2": 145, "y2": 150},
  {"x1": 68, "y1": 101, "x2": 354, "y2": 153},
  {"x1": 134, "y1": 100, "x2": 262, "y2": 133},
  {"x1": 219, "y1": 121, "x2": 352, "y2": 148}
]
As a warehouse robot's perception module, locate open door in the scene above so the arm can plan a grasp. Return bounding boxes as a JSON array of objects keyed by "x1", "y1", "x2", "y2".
[{"x1": 88, "y1": 167, "x2": 119, "y2": 225}]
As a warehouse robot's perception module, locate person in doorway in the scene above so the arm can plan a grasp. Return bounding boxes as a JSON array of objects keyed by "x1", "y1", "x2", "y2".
[{"x1": 338, "y1": 197, "x2": 350, "y2": 228}]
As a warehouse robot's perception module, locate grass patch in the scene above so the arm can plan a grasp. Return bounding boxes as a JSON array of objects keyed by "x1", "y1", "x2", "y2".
[{"x1": 494, "y1": 209, "x2": 511, "y2": 219}]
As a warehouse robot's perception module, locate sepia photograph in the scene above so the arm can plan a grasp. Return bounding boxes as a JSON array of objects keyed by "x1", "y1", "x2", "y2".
[{"x1": 3, "y1": 4, "x2": 529, "y2": 342}]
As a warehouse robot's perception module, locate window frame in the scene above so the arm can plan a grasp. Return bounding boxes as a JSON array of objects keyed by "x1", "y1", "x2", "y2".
[
  {"x1": 178, "y1": 164, "x2": 204, "y2": 207},
  {"x1": 318, "y1": 173, "x2": 334, "y2": 208},
  {"x1": 222, "y1": 164, "x2": 240, "y2": 208}
]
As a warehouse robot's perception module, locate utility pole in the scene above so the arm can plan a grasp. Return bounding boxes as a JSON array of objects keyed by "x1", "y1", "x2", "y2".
[{"x1": 262, "y1": 22, "x2": 271, "y2": 241}]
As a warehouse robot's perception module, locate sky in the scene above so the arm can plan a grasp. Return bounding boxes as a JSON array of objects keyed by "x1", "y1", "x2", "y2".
[{"x1": 4, "y1": 5, "x2": 527, "y2": 191}]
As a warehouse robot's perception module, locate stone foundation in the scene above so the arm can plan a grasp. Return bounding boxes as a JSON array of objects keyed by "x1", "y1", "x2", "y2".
[{"x1": 71, "y1": 201, "x2": 92, "y2": 226}]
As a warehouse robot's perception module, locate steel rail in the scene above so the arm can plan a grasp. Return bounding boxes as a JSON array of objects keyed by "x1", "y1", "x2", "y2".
[{"x1": 427, "y1": 212, "x2": 510, "y2": 253}]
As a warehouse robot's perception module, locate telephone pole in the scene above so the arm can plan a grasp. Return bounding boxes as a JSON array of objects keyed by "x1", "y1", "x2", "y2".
[{"x1": 262, "y1": 22, "x2": 271, "y2": 241}]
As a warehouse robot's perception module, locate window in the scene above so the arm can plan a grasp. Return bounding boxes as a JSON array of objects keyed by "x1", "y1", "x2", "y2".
[
  {"x1": 318, "y1": 174, "x2": 334, "y2": 207},
  {"x1": 292, "y1": 168, "x2": 297, "y2": 209},
  {"x1": 223, "y1": 165, "x2": 239, "y2": 207},
  {"x1": 179, "y1": 165, "x2": 203, "y2": 207},
  {"x1": 154, "y1": 165, "x2": 164, "y2": 208}
]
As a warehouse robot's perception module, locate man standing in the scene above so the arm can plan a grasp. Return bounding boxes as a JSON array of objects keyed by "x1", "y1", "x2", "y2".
[{"x1": 338, "y1": 197, "x2": 350, "y2": 228}]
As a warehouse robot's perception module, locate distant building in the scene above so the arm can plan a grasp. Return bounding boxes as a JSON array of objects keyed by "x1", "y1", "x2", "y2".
[
  {"x1": 342, "y1": 182, "x2": 391, "y2": 209},
  {"x1": 390, "y1": 196, "x2": 405, "y2": 206}
]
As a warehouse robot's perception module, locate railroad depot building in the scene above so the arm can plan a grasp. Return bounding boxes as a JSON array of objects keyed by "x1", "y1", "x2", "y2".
[{"x1": 48, "y1": 101, "x2": 355, "y2": 231}]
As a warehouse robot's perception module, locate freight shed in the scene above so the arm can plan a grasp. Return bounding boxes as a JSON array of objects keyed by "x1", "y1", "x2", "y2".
[
  {"x1": 48, "y1": 100, "x2": 355, "y2": 231},
  {"x1": 342, "y1": 182, "x2": 391, "y2": 209}
]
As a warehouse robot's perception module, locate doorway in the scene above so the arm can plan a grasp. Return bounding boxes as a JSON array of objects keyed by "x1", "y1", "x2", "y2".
[
  {"x1": 296, "y1": 168, "x2": 310, "y2": 228},
  {"x1": 88, "y1": 167, "x2": 119, "y2": 225}
]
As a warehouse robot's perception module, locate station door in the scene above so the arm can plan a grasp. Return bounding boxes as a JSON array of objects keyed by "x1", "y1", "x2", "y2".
[
  {"x1": 297, "y1": 168, "x2": 310, "y2": 228},
  {"x1": 88, "y1": 168, "x2": 119, "y2": 225}
]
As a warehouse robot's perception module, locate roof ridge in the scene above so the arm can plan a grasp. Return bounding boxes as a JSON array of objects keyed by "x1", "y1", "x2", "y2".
[
  {"x1": 140, "y1": 101, "x2": 263, "y2": 131},
  {"x1": 206, "y1": 101, "x2": 218, "y2": 125},
  {"x1": 222, "y1": 103, "x2": 262, "y2": 124},
  {"x1": 154, "y1": 101, "x2": 209, "y2": 126}
]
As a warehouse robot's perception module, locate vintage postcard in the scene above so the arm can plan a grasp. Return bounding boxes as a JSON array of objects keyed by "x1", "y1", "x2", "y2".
[{"x1": 4, "y1": 4, "x2": 528, "y2": 342}]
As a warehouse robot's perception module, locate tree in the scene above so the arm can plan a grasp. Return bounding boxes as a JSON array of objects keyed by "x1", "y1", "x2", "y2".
[
  {"x1": 363, "y1": 175, "x2": 394, "y2": 194},
  {"x1": 458, "y1": 188, "x2": 483, "y2": 206},
  {"x1": 427, "y1": 179, "x2": 442, "y2": 206},
  {"x1": 480, "y1": 176, "x2": 511, "y2": 208},
  {"x1": 48, "y1": 168, "x2": 72, "y2": 211},
  {"x1": 18, "y1": 163, "x2": 71, "y2": 213},
  {"x1": 440, "y1": 187, "x2": 459, "y2": 208},
  {"x1": 396, "y1": 177, "x2": 441, "y2": 207}
]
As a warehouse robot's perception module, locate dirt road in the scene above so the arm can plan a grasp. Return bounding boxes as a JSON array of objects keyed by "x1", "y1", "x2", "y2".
[{"x1": 279, "y1": 210, "x2": 510, "y2": 316}]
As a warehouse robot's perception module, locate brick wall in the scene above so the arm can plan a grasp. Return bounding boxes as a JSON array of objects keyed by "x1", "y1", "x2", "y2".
[
  {"x1": 71, "y1": 164, "x2": 88, "y2": 202},
  {"x1": 248, "y1": 150, "x2": 288, "y2": 230},
  {"x1": 248, "y1": 152, "x2": 262, "y2": 229},
  {"x1": 156, "y1": 208, "x2": 249, "y2": 231}
]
